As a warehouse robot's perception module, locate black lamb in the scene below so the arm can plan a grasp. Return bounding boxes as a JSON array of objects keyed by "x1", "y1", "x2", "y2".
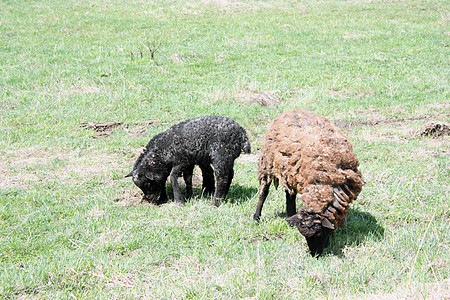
[{"x1": 126, "y1": 116, "x2": 251, "y2": 206}]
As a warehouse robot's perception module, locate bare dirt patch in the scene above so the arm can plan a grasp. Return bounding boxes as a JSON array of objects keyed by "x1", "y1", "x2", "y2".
[
  {"x1": 80, "y1": 121, "x2": 124, "y2": 137},
  {"x1": 326, "y1": 87, "x2": 373, "y2": 99},
  {"x1": 208, "y1": 82, "x2": 281, "y2": 106},
  {"x1": 0, "y1": 146, "x2": 120, "y2": 190},
  {"x1": 86, "y1": 207, "x2": 107, "y2": 219},
  {"x1": 68, "y1": 85, "x2": 100, "y2": 94},
  {"x1": 115, "y1": 189, "x2": 155, "y2": 207},
  {"x1": 420, "y1": 122, "x2": 450, "y2": 138},
  {"x1": 333, "y1": 114, "x2": 445, "y2": 129},
  {"x1": 237, "y1": 153, "x2": 258, "y2": 164},
  {"x1": 333, "y1": 113, "x2": 450, "y2": 148},
  {"x1": 234, "y1": 88, "x2": 280, "y2": 106},
  {"x1": 80, "y1": 120, "x2": 163, "y2": 138},
  {"x1": 343, "y1": 279, "x2": 450, "y2": 300}
]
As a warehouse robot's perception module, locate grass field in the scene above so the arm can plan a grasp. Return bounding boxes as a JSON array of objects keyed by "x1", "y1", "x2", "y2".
[{"x1": 1, "y1": 0, "x2": 449, "y2": 298}]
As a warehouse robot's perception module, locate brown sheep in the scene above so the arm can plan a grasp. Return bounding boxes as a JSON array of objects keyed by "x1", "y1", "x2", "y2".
[{"x1": 254, "y1": 109, "x2": 364, "y2": 256}]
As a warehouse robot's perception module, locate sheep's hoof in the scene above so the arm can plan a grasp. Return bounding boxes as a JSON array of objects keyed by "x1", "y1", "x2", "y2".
[
  {"x1": 175, "y1": 199, "x2": 186, "y2": 205},
  {"x1": 253, "y1": 214, "x2": 261, "y2": 222},
  {"x1": 211, "y1": 198, "x2": 222, "y2": 207}
]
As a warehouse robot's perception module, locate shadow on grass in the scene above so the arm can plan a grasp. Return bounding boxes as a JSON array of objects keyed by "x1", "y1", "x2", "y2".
[
  {"x1": 324, "y1": 208, "x2": 385, "y2": 257},
  {"x1": 162, "y1": 184, "x2": 257, "y2": 205},
  {"x1": 274, "y1": 207, "x2": 384, "y2": 257},
  {"x1": 225, "y1": 184, "x2": 258, "y2": 204}
]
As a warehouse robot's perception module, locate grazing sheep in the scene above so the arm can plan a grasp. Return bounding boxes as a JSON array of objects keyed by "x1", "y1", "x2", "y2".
[
  {"x1": 126, "y1": 116, "x2": 251, "y2": 206},
  {"x1": 254, "y1": 109, "x2": 364, "y2": 256}
]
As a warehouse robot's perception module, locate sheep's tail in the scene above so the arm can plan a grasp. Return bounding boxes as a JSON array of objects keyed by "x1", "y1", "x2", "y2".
[{"x1": 241, "y1": 136, "x2": 251, "y2": 154}]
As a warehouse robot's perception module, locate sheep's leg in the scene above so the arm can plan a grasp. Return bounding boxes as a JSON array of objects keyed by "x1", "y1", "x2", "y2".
[
  {"x1": 285, "y1": 190, "x2": 297, "y2": 217},
  {"x1": 211, "y1": 162, "x2": 233, "y2": 206},
  {"x1": 211, "y1": 175, "x2": 229, "y2": 206},
  {"x1": 253, "y1": 183, "x2": 270, "y2": 221},
  {"x1": 199, "y1": 163, "x2": 215, "y2": 195},
  {"x1": 170, "y1": 167, "x2": 184, "y2": 204},
  {"x1": 183, "y1": 165, "x2": 194, "y2": 199},
  {"x1": 225, "y1": 169, "x2": 234, "y2": 193},
  {"x1": 158, "y1": 181, "x2": 168, "y2": 204}
]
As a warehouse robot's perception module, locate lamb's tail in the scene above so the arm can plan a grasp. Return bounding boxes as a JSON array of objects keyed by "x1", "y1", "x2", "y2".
[{"x1": 241, "y1": 137, "x2": 251, "y2": 154}]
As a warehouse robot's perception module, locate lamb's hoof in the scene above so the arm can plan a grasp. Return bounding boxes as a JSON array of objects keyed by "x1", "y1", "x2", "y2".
[
  {"x1": 203, "y1": 187, "x2": 215, "y2": 195},
  {"x1": 211, "y1": 198, "x2": 221, "y2": 207},
  {"x1": 174, "y1": 198, "x2": 186, "y2": 205},
  {"x1": 253, "y1": 214, "x2": 261, "y2": 222}
]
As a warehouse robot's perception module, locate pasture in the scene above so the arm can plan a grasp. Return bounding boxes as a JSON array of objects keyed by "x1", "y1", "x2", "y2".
[{"x1": 1, "y1": 0, "x2": 448, "y2": 298}]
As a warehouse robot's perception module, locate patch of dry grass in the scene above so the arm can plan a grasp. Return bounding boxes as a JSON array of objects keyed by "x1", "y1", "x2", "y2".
[{"x1": 0, "y1": 146, "x2": 120, "y2": 189}]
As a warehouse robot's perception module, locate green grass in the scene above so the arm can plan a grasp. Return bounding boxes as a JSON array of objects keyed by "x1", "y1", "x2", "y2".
[{"x1": 1, "y1": 0, "x2": 449, "y2": 298}]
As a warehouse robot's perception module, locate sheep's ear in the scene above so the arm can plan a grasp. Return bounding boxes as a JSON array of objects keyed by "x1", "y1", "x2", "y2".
[
  {"x1": 286, "y1": 214, "x2": 301, "y2": 226},
  {"x1": 125, "y1": 172, "x2": 133, "y2": 178},
  {"x1": 145, "y1": 171, "x2": 162, "y2": 182},
  {"x1": 321, "y1": 218, "x2": 335, "y2": 230}
]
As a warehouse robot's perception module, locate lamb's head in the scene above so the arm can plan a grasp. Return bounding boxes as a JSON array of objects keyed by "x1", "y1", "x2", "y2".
[
  {"x1": 125, "y1": 157, "x2": 166, "y2": 200},
  {"x1": 286, "y1": 208, "x2": 335, "y2": 256},
  {"x1": 126, "y1": 168, "x2": 159, "y2": 195}
]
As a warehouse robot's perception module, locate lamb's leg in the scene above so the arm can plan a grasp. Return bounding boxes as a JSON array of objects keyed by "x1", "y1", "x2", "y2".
[
  {"x1": 170, "y1": 167, "x2": 184, "y2": 204},
  {"x1": 225, "y1": 169, "x2": 234, "y2": 193},
  {"x1": 285, "y1": 190, "x2": 297, "y2": 217},
  {"x1": 183, "y1": 165, "x2": 194, "y2": 199},
  {"x1": 211, "y1": 161, "x2": 233, "y2": 206},
  {"x1": 199, "y1": 163, "x2": 215, "y2": 195},
  {"x1": 253, "y1": 182, "x2": 270, "y2": 221},
  {"x1": 211, "y1": 175, "x2": 229, "y2": 206},
  {"x1": 158, "y1": 181, "x2": 168, "y2": 204}
]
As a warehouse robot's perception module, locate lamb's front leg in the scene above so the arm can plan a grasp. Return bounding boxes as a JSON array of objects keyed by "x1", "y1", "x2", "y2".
[
  {"x1": 157, "y1": 181, "x2": 168, "y2": 204},
  {"x1": 212, "y1": 175, "x2": 228, "y2": 207},
  {"x1": 211, "y1": 161, "x2": 234, "y2": 207},
  {"x1": 170, "y1": 167, "x2": 184, "y2": 204}
]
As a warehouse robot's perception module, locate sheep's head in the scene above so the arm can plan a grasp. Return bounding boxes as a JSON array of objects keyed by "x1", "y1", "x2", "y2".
[
  {"x1": 125, "y1": 166, "x2": 162, "y2": 200},
  {"x1": 286, "y1": 209, "x2": 335, "y2": 257}
]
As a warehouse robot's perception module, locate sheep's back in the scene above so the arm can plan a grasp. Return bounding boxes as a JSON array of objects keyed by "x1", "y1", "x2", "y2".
[
  {"x1": 174, "y1": 116, "x2": 247, "y2": 154},
  {"x1": 141, "y1": 116, "x2": 248, "y2": 166},
  {"x1": 258, "y1": 109, "x2": 362, "y2": 196}
]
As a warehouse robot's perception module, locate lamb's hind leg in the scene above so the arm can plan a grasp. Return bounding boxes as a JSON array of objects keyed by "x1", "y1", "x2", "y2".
[
  {"x1": 199, "y1": 163, "x2": 215, "y2": 195},
  {"x1": 285, "y1": 190, "x2": 297, "y2": 217},
  {"x1": 253, "y1": 182, "x2": 270, "y2": 221}
]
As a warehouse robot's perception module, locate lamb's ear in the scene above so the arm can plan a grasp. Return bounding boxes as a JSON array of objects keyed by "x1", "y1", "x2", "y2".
[
  {"x1": 321, "y1": 218, "x2": 335, "y2": 230},
  {"x1": 144, "y1": 171, "x2": 163, "y2": 182},
  {"x1": 125, "y1": 172, "x2": 133, "y2": 178}
]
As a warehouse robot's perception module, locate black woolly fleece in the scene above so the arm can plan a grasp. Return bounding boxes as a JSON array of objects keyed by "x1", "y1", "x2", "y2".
[{"x1": 128, "y1": 116, "x2": 251, "y2": 206}]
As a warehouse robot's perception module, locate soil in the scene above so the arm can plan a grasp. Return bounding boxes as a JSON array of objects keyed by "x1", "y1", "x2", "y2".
[
  {"x1": 115, "y1": 189, "x2": 155, "y2": 207},
  {"x1": 0, "y1": 147, "x2": 120, "y2": 190},
  {"x1": 80, "y1": 121, "x2": 124, "y2": 137},
  {"x1": 237, "y1": 153, "x2": 258, "y2": 163},
  {"x1": 332, "y1": 114, "x2": 447, "y2": 129},
  {"x1": 420, "y1": 122, "x2": 450, "y2": 138},
  {"x1": 80, "y1": 120, "x2": 163, "y2": 138}
]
